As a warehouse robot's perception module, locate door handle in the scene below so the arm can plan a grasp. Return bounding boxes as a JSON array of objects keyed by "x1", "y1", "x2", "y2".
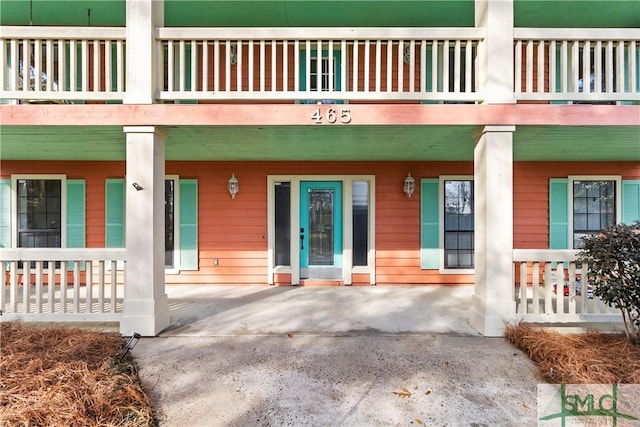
[{"x1": 300, "y1": 227, "x2": 305, "y2": 250}]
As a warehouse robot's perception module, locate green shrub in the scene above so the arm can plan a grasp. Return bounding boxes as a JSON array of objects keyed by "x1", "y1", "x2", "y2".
[{"x1": 578, "y1": 222, "x2": 640, "y2": 344}]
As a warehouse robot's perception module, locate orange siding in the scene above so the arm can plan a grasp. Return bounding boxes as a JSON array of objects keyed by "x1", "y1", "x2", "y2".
[
  {"x1": 513, "y1": 162, "x2": 640, "y2": 250},
  {"x1": 3, "y1": 160, "x2": 638, "y2": 287}
]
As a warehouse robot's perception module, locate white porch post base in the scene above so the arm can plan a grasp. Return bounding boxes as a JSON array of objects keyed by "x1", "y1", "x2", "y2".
[
  {"x1": 120, "y1": 295, "x2": 170, "y2": 336},
  {"x1": 470, "y1": 295, "x2": 517, "y2": 337},
  {"x1": 471, "y1": 125, "x2": 516, "y2": 337}
]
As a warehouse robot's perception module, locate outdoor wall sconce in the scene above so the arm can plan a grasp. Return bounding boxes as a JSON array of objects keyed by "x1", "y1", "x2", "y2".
[
  {"x1": 403, "y1": 173, "x2": 415, "y2": 198},
  {"x1": 229, "y1": 44, "x2": 238, "y2": 65},
  {"x1": 228, "y1": 173, "x2": 239, "y2": 199},
  {"x1": 118, "y1": 332, "x2": 141, "y2": 362},
  {"x1": 403, "y1": 44, "x2": 412, "y2": 65},
  {"x1": 132, "y1": 182, "x2": 144, "y2": 191}
]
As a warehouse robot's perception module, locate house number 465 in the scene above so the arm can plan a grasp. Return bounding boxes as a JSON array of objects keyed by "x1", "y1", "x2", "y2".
[{"x1": 310, "y1": 107, "x2": 352, "y2": 124}]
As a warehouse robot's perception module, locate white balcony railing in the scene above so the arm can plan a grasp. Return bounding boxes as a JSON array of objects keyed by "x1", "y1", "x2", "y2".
[
  {"x1": 157, "y1": 27, "x2": 483, "y2": 102},
  {"x1": 3, "y1": 26, "x2": 638, "y2": 104},
  {"x1": 514, "y1": 28, "x2": 640, "y2": 102},
  {"x1": 513, "y1": 249, "x2": 621, "y2": 325},
  {"x1": 0, "y1": 26, "x2": 126, "y2": 103},
  {"x1": 0, "y1": 248, "x2": 125, "y2": 322}
]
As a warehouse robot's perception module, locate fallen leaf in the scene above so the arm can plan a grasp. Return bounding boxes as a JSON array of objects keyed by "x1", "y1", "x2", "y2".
[
  {"x1": 415, "y1": 418, "x2": 423, "y2": 425},
  {"x1": 425, "y1": 389, "x2": 432, "y2": 395},
  {"x1": 287, "y1": 333, "x2": 293, "y2": 339},
  {"x1": 392, "y1": 388, "x2": 412, "y2": 398},
  {"x1": 523, "y1": 404, "x2": 530, "y2": 410},
  {"x1": 414, "y1": 385, "x2": 418, "y2": 390}
]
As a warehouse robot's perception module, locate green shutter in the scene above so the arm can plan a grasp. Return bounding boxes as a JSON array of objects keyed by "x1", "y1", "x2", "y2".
[
  {"x1": 105, "y1": 179, "x2": 125, "y2": 247},
  {"x1": 420, "y1": 179, "x2": 439, "y2": 269},
  {"x1": 66, "y1": 180, "x2": 85, "y2": 248},
  {"x1": 549, "y1": 179, "x2": 569, "y2": 249},
  {"x1": 622, "y1": 180, "x2": 640, "y2": 225},
  {"x1": 0, "y1": 179, "x2": 11, "y2": 249},
  {"x1": 179, "y1": 179, "x2": 198, "y2": 270}
]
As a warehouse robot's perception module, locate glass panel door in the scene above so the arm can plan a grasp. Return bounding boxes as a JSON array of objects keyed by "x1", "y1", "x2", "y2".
[{"x1": 300, "y1": 181, "x2": 342, "y2": 280}]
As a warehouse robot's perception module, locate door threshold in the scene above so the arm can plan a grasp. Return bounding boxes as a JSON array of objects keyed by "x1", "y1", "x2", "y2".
[{"x1": 299, "y1": 280, "x2": 343, "y2": 286}]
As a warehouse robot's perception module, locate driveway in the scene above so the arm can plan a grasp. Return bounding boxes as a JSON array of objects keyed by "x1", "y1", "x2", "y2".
[{"x1": 133, "y1": 286, "x2": 543, "y2": 426}]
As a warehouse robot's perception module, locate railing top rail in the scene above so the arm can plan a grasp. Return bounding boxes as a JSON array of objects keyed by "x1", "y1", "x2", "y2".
[
  {"x1": 157, "y1": 27, "x2": 485, "y2": 40},
  {"x1": 0, "y1": 248, "x2": 126, "y2": 261},
  {"x1": 514, "y1": 27, "x2": 640, "y2": 41},
  {"x1": 0, "y1": 26, "x2": 125, "y2": 40},
  {"x1": 513, "y1": 249, "x2": 580, "y2": 262}
]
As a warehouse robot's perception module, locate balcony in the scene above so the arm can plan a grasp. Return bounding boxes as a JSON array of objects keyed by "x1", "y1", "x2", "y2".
[{"x1": 2, "y1": 26, "x2": 638, "y2": 105}]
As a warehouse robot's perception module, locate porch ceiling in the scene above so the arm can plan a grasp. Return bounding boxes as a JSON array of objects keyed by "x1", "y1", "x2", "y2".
[
  {"x1": 1, "y1": 125, "x2": 638, "y2": 162},
  {"x1": 1, "y1": 1, "x2": 637, "y2": 28}
]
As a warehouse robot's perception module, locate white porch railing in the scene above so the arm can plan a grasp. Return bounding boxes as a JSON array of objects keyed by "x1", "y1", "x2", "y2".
[
  {"x1": 0, "y1": 248, "x2": 125, "y2": 322},
  {"x1": 156, "y1": 27, "x2": 483, "y2": 102},
  {"x1": 513, "y1": 249, "x2": 621, "y2": 324},
  {"x1": 0, "y1": 26, "x2": 126, "y2": 103},
  {"x1": 514, "y1": 28, "x2": 640, "y2": 102}
]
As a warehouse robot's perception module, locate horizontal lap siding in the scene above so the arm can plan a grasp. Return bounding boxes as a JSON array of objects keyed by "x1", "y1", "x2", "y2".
[
  {"x1": 8, "y1": 160, "x2": 635, "y2": 286},
  {"x1": 513, "y1": 162, "x2": 640, "y2": 249},
  {"x1": 375, "y1": 162, "x2": 473, "y2": 285},
  {"x1": 0, "y1": 161, "x2": 125, "y2": 248}
]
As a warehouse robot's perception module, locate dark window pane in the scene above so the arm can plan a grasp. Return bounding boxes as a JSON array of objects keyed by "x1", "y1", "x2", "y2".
[
  {"x1": 572, "y1": 180, "x2": 616, "y2": 248},
  {"x1": 352, "y1": 181, "x2": 368, "y2": 267},
  {"x1": 165, "y1": 180, "x2": 175, "y2": 268},
  {"x1": 16, "y1": 179, "x2": 61, "y2": 249},
  {"x1": 274, "y1": 182, "x2": 291, "y2": 266},
  {"x1": 444, "y1": 180, "x2": 474, "y2": 268}
]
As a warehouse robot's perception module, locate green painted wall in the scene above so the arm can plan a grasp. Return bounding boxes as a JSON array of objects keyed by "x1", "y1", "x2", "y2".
[
  {"x1": 2, "y1": 0, "x2": 637, "y2": 28},
  {"x1": 1, "y1": 125, "x2": 638, "y2": 161}
]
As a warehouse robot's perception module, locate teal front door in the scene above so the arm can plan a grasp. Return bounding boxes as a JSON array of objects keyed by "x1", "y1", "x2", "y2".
[{"x1": 300, "y1": 181, "x2": 343, "y2": 280}]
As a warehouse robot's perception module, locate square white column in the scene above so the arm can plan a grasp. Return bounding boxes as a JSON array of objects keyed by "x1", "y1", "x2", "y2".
[
  {"x1": 475, "y1": 0, "x2": 514, "y2": 104},
  {"x1": 120, "y1": 126, "x2": 169, "y2": 336},
  {"x1": 125, "y1": 0, "x2": 163, "y2": 104},
  {"x1": 470, "y1": 126, "x2": 516, "y2": 336}
]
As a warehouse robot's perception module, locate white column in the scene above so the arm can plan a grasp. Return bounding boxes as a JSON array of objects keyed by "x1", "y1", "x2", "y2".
[
  {"x1": 120, "y1": 126, "x2": 169, "y2": 336},
  {"x1": 470, "y1": 125, "x2": 516, "y2": 336},
  {"x1": 475, "y1": 0, "x2": 514, "y2": 104},
  {"x1": 124, "y1": 0, "x2": 163, "y2": 104}
]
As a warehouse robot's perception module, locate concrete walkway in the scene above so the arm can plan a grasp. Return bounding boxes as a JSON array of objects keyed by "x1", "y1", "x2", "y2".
[{"x1": 134, "y1": 285, "x2": 544, "y2": 426}]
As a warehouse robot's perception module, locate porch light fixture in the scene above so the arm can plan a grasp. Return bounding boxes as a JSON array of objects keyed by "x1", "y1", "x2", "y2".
[
  {"x1": 403, "y1": 173, "x2": 415, "y2": 198},
  {"x1": 228, "y1": 173, "x2": 239, "y2": 199},
  {"x1": 229, "y1": 44, "x2": 238, "y2": 65},
  {"x1": 118, "y1": 332, "x2": 141, "y2": 362}
]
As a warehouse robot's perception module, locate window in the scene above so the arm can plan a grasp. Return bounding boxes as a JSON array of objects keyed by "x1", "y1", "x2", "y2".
[
  {"x1": 16, "y1": 179, "x2": 62, "y2": 248},
  {"x1": 571, "y1": 179, "x2": 617, "y2": 248},
  {"x1": 309, "y1": 57, "x2": 334, "y2": 92},
  {"x1": 299, "y1": 49, "x2": 342, "y2": 102},
  {"x1": 550, "y1": 176, "x2": 623, "y2": 250},
  {"x1": 165, "y1": 179, "x2": 176, "y2": 268},
  {"x1": 443, "y1": 180, "x2": 474, "y2": 269},
  {"x1": 274, "y1": 181, "x2": 291, "y2": 266},
  {"x1": 352, "y1": 181, "x2": 369, "y2": 267}
]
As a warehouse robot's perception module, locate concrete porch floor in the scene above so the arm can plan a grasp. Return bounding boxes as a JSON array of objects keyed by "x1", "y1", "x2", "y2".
[
  {"x1": 132, "y1": 285, "x2": 543, "y2": 426},
  {"x1": 160, "y1": 285, "x2": 479, "y2": 336}
]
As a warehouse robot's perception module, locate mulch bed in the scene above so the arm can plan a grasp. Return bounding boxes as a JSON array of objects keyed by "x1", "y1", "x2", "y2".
[
  {"x1": 0, "y1": 322, "x2": 156, "y2": 426},
  {"x1": 506, "y1": 323, "x2": 640, "y2": 384}
]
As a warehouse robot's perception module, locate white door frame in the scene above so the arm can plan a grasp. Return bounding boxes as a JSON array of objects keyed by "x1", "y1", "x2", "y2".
[{"x1": 267, "y1": 175, "x2": 375, "y2": 285}]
